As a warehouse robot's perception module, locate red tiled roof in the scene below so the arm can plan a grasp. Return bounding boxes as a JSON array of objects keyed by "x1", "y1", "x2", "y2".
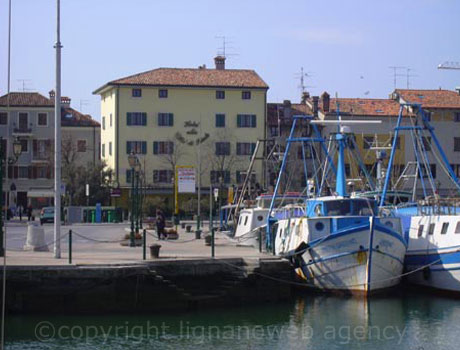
[
  {"x1": 0, "y1": 92, "x2": 54, "y2": 107},
  {"x1": 395, "y1": 89, "x2": 460, "y2": 109},
  {"x1": 94, "y1": 68, "x2": 269, "y2": 93},
  {"x1": 326, "y1": 98, "x2": 402, "y2": 117},
  {"x1": 0, "y1": 92, "x2": 100, "y2": 127}
]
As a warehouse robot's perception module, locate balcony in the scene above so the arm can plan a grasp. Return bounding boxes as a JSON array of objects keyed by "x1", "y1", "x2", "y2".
[
  {"x1": 13, "y1": 126, "x2": 33, "y2": 136},
  {"x1": 32, "y1": 151, "x2": 50, "y2": 163}
]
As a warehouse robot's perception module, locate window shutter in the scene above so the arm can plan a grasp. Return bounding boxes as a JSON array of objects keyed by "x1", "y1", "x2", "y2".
[
  {"x1": 169, "y1": 113, "x2": 174, "y2": 126},
  {"x1": 252, "y1": 115, "x2": 256, "y2": 127},
  {"x1": 153, "y1": 142, "x2": 158, "y2": 154},
  {"x1": 32, "y1": 166, "x2": 37, "y2": 179},
  {"x1": 142, "y1": 142, "x2": 147, "y2": 154},
  {"x1": 45, "y1": 139, "x2": 51, "y2": 151},
  {"x1": 153, "y1": 170, "x2": 159, "y2": 183},
  {"x1": 127, "y1": 113, "x2": 132, "y2": 125},
  {"x1": 142, "y1": 113, "x2": 147, "y2": 126},
  {"x1": 236, "y1": 143, "x2": 241, "y2": 155},
  {"x1": 251, "y1": 143, "x2": 256, "y2": 154},
  {"x1": 28, "y1": 166, "x2": 33, "y2": 179},
  {"x1": 46, "y1": 167, "x2": 51, "y2": 179},
  {"x1": 126, "y1": 141, "x2": 131, "y2": 154},
  {"x1": 226, "y1": 142, "x2": 230, "y2": 155},
  {"x1": 13, "y1": 166, "x2": 18, "y2": 179},
  {"x1": 169, "y1": 142, "x2": 174, "y2": 154},
  {"x1": 225, "y1": 171, "x2": 230, "y2": 183},
  {"x1": 237, "y1": 115, "x2": 241, "y2": 127}
]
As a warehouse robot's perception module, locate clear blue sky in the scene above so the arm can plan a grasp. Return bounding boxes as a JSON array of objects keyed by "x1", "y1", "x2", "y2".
[{"x1": 1, "y1": 0, "x2": 459, "y2": 121}]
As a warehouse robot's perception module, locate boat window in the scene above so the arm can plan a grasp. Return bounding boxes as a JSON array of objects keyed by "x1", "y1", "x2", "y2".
[
  {"x1": 244, "y1": 216, "x2": 248, "y2": 226},
  {"x1": 257, "y1": 215, "x2": 264, "y2": 221},
  {"x1": 239, "y1": 216, "x2": 242, "y2": 225},
  {"x1": 351, "y1": 199, "x2": 376, "y2": 216},
  {"x1": 325, "y1": 200, "x2": 351, "y2": 216},
  {"x1": 417, "y1": 225, "x2": 424, "y2": 237},
  {"x1": 455, "y1": 222, "x2": 460, "y2": 234},
  {"x1": 428, "y1": 223, "x2": 435, "y2": 235},
  {"x1": 441, "y1": 223, "x2": 449, "y2": 235},
  {"x1": 315, "y1": 204, "x2": 322, "y2": 216}
]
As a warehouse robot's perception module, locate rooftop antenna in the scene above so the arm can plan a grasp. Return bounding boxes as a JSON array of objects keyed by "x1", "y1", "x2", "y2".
[
  {"x1": 215, "y1": 36, "x2": 239, "y2": 59},
  {"x1": 388, "y1": 66, "x2": 406, "y2": 89},
  {"x1": 294, "y1": 67, "x2": 314, "y2": 93},
  {"x1": 16, "y1": 79, "x2": 33, "y2": 91},
  {"x1": 406, "y1": 68, "x2": 418, "y2": 89}
]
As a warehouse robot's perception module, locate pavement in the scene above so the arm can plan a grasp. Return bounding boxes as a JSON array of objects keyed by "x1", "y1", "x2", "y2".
[{"x1": 3, "y1": 220, "x2": 269, "y2": 266}]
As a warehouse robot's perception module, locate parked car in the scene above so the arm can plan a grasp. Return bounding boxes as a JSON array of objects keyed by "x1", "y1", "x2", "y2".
[{"x1": 40, "y1": 207, "x2": 54, "y2": 224}]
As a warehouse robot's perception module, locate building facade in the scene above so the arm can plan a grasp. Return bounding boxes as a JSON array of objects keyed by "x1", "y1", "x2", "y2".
[
  {"x1": 94, "y1": 57, "x2": 268, "y2": 205},
  {"x1": 0, "y1": 91, "x2": 100, "y2": 210}
]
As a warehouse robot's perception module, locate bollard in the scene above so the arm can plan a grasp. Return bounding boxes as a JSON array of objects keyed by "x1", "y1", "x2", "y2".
[
  {"x1": 259, "y1": 228, "x2": 262, "y2": 253},
  {"x1": 211, "y1": 228, "x2": 215, "y2": 258},
  {"x1": 68, "y1": 229, "x2": 72, "y2": 264},
  {"x1": 143, "y1": 229, "x2": 146, "y2": 260}
]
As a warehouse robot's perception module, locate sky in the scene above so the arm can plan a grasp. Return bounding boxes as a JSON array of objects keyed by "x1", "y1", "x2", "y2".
[{"x1": 1, "y1": 0, "x2": 459, "y2": 121}]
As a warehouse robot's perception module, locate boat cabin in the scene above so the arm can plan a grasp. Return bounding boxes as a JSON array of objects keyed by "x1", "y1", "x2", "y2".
[{"x1": 305, "y1": 197, "x2": 378, "y2": 217}]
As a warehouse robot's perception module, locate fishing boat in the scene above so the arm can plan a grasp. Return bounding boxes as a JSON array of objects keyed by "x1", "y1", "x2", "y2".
[
  {"x1": 380, "y1": 103, "x2": 460, "y2": 293},
  {"x1": 267, "y1": 112, "x2": 407, "y2": 295}
]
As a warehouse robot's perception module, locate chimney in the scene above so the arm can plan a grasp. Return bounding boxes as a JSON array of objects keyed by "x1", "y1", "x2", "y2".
[
  {"x1": 312, "y1": 96, "x2": 319, "y2": 117},
  {"x1": 301, "y1": 91, "x2": 310, "y2": 104},
  {"x1": 456, "y1": 86, "x2": 460, "y2": 95},
  {"x1": 321, "y1": 92, "x2": 330, "y2": 113},
  {"x1": 214, "y1": 56, "x2": 226, "y2": 70},
  {"x1": 49, "y1": 90, "x2": 55, "y2": 99},
  {"x1": 283, "y1": 100, "x2": 292, "y2": 118},
  {"x1": 61, "y1": 96, "x2": 71, "y2": 107}
]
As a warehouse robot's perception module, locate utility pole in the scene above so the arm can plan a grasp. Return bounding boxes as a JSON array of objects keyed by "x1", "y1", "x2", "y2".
[{"x1": 54, "y1": 0, "x2": 63, "y2": 259}]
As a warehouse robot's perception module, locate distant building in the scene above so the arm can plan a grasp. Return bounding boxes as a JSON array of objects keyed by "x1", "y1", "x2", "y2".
[
  {"x1": 93, "y1": 57, "x2": 268, "y2": 208},
  {"x1": 0, "y1": 91, "x2": 100, "y2": 210}
]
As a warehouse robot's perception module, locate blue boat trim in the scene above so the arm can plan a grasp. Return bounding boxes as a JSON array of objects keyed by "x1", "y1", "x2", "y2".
[
  {"x1": 302, "y1": 248, "x2": 404, "y2": 267},
  {"x1": 405, "y1": 250, "x2": 460, "y2": 266},
  {"x1": 408, "y1": 244, "x2": 460, "y2": 254},
  {"x1": 367, "y1": 218, "x2": 375, "y2": 287},
  {"x1": 374, "y1": 223, "x2": 408, "y2": 248}
]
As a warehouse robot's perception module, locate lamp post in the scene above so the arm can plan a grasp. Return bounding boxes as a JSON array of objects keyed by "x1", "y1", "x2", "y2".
[
  {"x1": 134, "y1": 162, "x2": 141, "y2": 234},
  {"x1": 128, "y1": 152, "x2": 138, "y2": 247},
  {"x1": 0, "y1": 137, "x2": 23, "y2": 256}
]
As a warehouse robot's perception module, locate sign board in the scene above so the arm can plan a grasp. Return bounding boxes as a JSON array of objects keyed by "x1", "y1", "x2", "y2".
[
  {"x1": 60, "y1": 184, "x2": 66, "y2": 195},
  {"x1": 213, "y1": 188, "x2": 219, "y2": 201},
  {"x1": 177, "y1": 166, "x2": 196, "y2": 193},
  {"x1": 85, "y1": 184, "x2": 90, "y2": 197},
  {"x1": 110, "y1": 188, "x2": 121, "y2": 197}
]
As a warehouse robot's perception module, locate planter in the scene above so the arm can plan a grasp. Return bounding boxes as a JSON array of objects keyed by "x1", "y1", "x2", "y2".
[
  {"x1": 120, "y1": 239, "x2": 142, "y2": 247},
  {"x1": 167, "y1": 232, "x2": 179, "y2": 240},
  {"x1": 181, "y1": 223, "x2": 186, "y2": 229},
  {"x1": 204, "y1": 235, "x2": 212, "y2": 246},
  {"x1": 149, "y1": 244, "x2": 161, "y2": 258},
  {"x1": 195, "y1": 230, "x2": 202, "y2": 240},
  {"x1": 186, "y1": 225, "x2": 192, "y2": 233}
]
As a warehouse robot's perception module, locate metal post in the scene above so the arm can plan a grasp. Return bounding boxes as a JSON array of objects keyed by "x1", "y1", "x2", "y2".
[
  {"x1": 68, "y1": 229, "x2": 72, "y2": 264},
  {"x1": 259, "y1": 228, "x2": 262, "y2": 253},
  {"x1": 0, "y1": 139, "x2": 3, "y2": 257},
  {"x1": 142, "y1": 229, "x2": 146, "y2": 260},
  {"x1": 130, "y1": 168, "x2": 135, "y2": 247},
  {"x1": 54, "y1": 0, "x2": 63, "y2": 259},
  {"x1": 135, "y1": 170, "x2": 139, "y2": 234},
  {"x1": 211, "y1": 226, "x2": 215, "y2": 258}
]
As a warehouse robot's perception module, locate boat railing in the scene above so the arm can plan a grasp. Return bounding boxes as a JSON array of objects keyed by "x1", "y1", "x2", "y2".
[{"x1": 417, "y1": 196, "x2": 460, "y2": 216}]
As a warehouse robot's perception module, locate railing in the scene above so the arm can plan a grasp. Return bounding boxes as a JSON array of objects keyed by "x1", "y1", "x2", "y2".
[
  {"x1": 418, "y1": 196, "x2": 460, "y2": 216},
  {"x1": 13, "y1": 127, "x2": 33, "y2": 134}
]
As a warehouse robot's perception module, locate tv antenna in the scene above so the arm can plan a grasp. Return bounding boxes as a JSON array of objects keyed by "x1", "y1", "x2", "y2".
[
  {"x1": 215, "y1": 36, "x2": 239, "y2": 59},
  {"x1": 406, "y1": 68, "x2": 418, "y2": 89},
  {"x1": 79, "y1": 99, "x2": 90, "y2": 112},
  {"x1": 16, "y1": 79, "x2": 33, "y2": 92},
  {"x1": 388, "y1": 66, "x2": 405, "y2": 89},
  {"x1": 295, "y1": 67, "x2": 314, "y2": 93}
]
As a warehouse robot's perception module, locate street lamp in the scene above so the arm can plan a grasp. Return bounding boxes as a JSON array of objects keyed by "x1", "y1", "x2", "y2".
[
  {"x1": 128, "y1": 152, "x2": 138, "y2": 247},
  {"x1": 134, "y1": 161, "x2": 141, "y2": 235},
  {"x1": 1, "y1": 137, "x2": 23, "y2": 256}
]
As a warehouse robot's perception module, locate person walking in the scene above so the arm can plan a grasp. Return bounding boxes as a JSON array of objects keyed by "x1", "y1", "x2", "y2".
[
  {"x1": 156, "y1": 209, "x2": 166, "y2": 240},
  {"x1": 27, "y1": 204, "x2": 33, "y2": 221},
  {"x1": 18, "y1": 205, "x2": 22, "y2": 221}
]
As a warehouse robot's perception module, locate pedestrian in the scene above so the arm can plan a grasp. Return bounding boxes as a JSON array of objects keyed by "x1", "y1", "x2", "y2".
[
  {"x1": 156, "y1": 209, "x2": 166, "y2": 240},
  {"x1": 27, "y1": 204, "x2": 33, "y2": 221},
  {"x1": 18, "y1": 205, "x2": 22, "y2": 221}
]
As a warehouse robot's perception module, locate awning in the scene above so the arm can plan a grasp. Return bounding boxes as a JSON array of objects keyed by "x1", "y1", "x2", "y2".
[{"x1": 27, "y1": 190, "x2": 54, "y2": 198}]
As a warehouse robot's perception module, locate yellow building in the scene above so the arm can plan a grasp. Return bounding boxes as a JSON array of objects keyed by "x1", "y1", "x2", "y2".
[{"x1": 93, "y1": 57, "x2": 268, "y2": 208}]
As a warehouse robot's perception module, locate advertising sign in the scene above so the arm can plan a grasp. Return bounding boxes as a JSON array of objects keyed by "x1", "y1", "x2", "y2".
[{"x1": 177, "y1": 166, "x2": 196, "y2": 193}]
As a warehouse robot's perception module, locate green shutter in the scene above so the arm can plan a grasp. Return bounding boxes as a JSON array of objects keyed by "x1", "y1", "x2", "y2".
[{"x1": 127, "y1": 113, "x2": 132, "y2": 125}]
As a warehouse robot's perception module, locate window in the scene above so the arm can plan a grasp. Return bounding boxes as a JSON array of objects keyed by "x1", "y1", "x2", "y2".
[
  {"x1": 159, "y1": 89, "x2": 168, "y2": 98},
  {"x1": 33, "y1": 139, "x2": 51, "y2": 160},
  {"x1": 109, "y1": 142, "x2": 112, "y2": 156},
  {"x1": 451, "y1": 164, "x2": 460, "y2": 178},
  {"x1": 422, "y1": 136, "x2": 431, "y2": 151},
  {"x1": 215, "y1": 142, "x2": 230, "y2": 156},
  {"x1": 101, "y1": 144, "x2": 105, "y2": 157},
  {"x1": 38, "y1": 113, "x2": 47, "y2": 126},
  {"x1": 242, "y1": 91, "x2": 251, "y2": 100},
  {"x1": 244, "y1": 216, "x2": 248, "y2": 226},
  {"x1": 77, "y1": 140, "x2": 87, "y2": 152},
  {"x1": 428, "y1": 223, "x2": 435, "y2": 235},
  {"x1": 455, "y1": 112, "x2": 460, "y2": 122},
  {"x1": 18, "y1": 166, "x2": 29, "y2": 179},
  {"x1": 237, "y1": 114, "x2": 256, "y2": 128},
  {"x1": 153, "y1": 170, "x2": 174, "y2": 183},
  {"x1": 0, "y1": 112, "x2": 7, "y2": 125},
  {"x1": 132, "y1": 88, "x2": 142, "y2": 97},
  {"x1": 126, "y1": 141, "x2": 147, "y2": 154},
  {"x1": 126, "y1": 169, "x2": 134, "y2": 183},
  {"x1": 236, "y1": 171, "x2": 256, "y2": 184},
  {"x1": 216, "y1": 91, "x2": 225, "y2": 99},
  {"x1": 158, "y1": 113, "x2": 174, "y2": 126},
  {"x1": 110, "y1": 113, "x2": 112, "y2": 127},
  {"x1": 269, "y1": 126, "x2": 279, "y2": 137},
  {"x1": 417, "y1": 225, "x2": 424, "y2": 237},
  {"x1": 153, "y1": 141, "x2": 174, "y2": 155},
  {"x1": 454, "y1": 137, "x2": 460, "y2": 152},
  {"x1": 236, "y1": 142, "x2": 256, "y2": 156},
  {"x1": 215, "y1": 114, "x2": 225, "y2": 127},
  {"x1": 102, "y1": 116, "x2": 106, "y2": 130},
  {"x1": 127, "y1": 112, "x2": 147, "y2": 126},
  {"x1": 425, "y1": 111, "x2": 432, "y2": 121},
  {"x1": 210, "y1": 170, "x2": 230, "y2": 184},
  {"x1": 37, "y1": 166, "x2": 49, "y2": 179},
  {"x1": 363, "y1": 136, "x2": 374, "y2": 149},
  {"x1": 19, "y1": 139, "x2": 28, "y2": 153},
  {"x1": 441, "y1": 223, "x2": 449, "y2": 235},
  {"x1": 18, "y1": 112, "x2": 28, "y2": 130},
  {"x1": 456, "y1": 222, "x2": 460, "y2": 234},
  {"x1": 419, "y1": 164, "x2": 436, "y2": 179}
]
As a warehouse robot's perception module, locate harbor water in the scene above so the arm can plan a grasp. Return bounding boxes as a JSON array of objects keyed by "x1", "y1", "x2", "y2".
[{"x1": 5, "y1": 291, "x2": 460, "y2": 349}]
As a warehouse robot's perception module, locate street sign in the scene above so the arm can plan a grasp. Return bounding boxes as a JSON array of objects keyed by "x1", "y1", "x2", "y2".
[
  {"x1": 213, "y1": 188, "x2": 219, "y2": 201},
  {"x1": 177, "y1": 166, "x2": 196, "y2": 193},
  {"x1": 60, "y1": 183, "x2": 66, "y2": 195}
]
